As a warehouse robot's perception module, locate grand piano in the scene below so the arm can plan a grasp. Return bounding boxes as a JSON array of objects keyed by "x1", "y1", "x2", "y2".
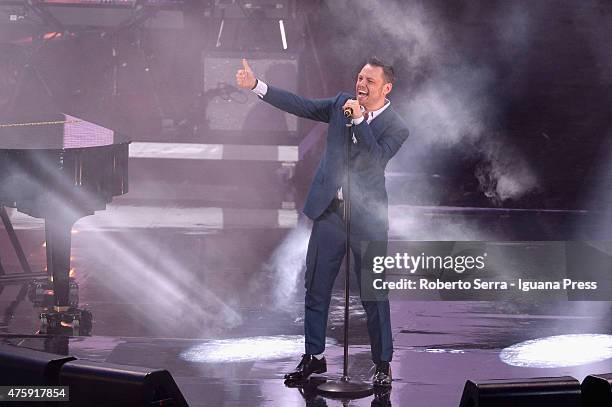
[{"x1": 0, "y1": 112, "x2": 129, "y2": 329}]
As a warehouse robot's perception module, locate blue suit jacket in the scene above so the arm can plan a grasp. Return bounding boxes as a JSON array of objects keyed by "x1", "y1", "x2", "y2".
[{"x1": 262, "y1": 85, "x2": 410, "y2": 236}]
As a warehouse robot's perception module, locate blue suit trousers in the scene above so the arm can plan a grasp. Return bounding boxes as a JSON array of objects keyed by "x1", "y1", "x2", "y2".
[{"x1": 304, "y1": 203, "x2": 393, "y2": 363}]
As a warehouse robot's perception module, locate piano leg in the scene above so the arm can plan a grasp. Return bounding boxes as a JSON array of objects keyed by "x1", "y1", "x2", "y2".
[{"x1": 45, "y1": 217, "x2": 76, "y2": 312}]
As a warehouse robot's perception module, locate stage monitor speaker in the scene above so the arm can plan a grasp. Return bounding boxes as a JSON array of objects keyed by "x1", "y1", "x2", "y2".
[
  {"x1": 0, "y1": 343, "x2": 76, "y2": 385},
  {"x1": 582, "y1": 373, "x2": 612, "y2": 406},
  {"x1": 202, "y1": 51, "x2": 299, "y2": 136},
  {"x1": 459, "y1": 376, "x2": 581, "y2": 407},
  {"x1": 59, "y1": 359, "x2": 189, "y2": 407}
]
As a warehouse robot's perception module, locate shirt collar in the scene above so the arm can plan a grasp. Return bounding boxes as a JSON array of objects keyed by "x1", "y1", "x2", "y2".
[{"x1": 368, "y1": 99, "x2": 391, "y2": 122}]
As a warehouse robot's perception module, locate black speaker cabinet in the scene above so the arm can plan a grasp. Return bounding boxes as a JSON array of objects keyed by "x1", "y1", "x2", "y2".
[
  {"x1": 59, "y1": 359, "x2": 188, "y2": 407},
  {"x1": 582, "y1": 373, "x2": 612, "y2": 406},
  {"x1": 0, "y1": 344, "x2": 75, "y2": 386},
  {"x1": 201, "y1": 51, "x2": 299, "y2": 136},
  {"x1": 459, "y1": 376, "x2": 581, "y2": 407}
]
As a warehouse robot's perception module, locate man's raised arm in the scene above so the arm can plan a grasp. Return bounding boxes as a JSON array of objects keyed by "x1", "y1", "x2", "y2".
[{"x1": 235, "y1": 58, "x2": 334, "y2": 123}]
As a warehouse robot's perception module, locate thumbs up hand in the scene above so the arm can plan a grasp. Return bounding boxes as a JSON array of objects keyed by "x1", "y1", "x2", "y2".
[{"x1": 236, "y1": 58, "x2": 257, "y2": 90}]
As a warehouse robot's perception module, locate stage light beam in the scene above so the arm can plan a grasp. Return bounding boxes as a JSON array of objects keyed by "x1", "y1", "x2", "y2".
[{"x1": 279, "y1": 20, "x2": 287, "y2": 50}]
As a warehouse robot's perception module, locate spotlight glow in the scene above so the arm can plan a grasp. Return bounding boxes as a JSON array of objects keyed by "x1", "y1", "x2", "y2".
[
  {"x1": 424, "y1": 348, "x2": 465, "y2": 354},
  {"x1": 180, "y1": 335, "x2": 336, "y2": 363},
  {"x1": 500, "y1": 334, "x2": 612, "y2": 368}
]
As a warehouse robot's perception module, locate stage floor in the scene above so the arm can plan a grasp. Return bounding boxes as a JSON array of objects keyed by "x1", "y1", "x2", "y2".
[{"x1": 1, "y1": 205, "x2": 611, "y2": 406}]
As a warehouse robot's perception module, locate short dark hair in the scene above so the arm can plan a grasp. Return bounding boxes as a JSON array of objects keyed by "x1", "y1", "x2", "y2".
[{"x1": 366, "y1": 57, "x2": 395, "y2": 84}]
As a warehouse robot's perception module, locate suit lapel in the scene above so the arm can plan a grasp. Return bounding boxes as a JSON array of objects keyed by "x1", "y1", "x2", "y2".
[{"x1": 369, "y1": 106, "x2": 393, "y2": 138}]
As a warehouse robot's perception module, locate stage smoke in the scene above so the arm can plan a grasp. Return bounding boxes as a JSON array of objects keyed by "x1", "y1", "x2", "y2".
[
  {"x1": 262, "y1": 221, "x2": 311, "y2": 311},
  {"x1": 324, "y1": 0, "x2": 542, "y2": 206},
  {"x1": 475, "y1": 138, "x2": 539, "y2": 204}
]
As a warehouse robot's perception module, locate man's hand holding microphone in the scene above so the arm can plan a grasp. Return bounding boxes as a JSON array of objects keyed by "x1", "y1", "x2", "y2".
[{"x1": 342, "y1": 99, "x2": 364, "y2": 120}]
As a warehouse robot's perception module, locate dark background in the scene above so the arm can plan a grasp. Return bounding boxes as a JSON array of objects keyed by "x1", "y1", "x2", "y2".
[{"x1": 1, "y1": 0, "x2": 611, "y2": 211}]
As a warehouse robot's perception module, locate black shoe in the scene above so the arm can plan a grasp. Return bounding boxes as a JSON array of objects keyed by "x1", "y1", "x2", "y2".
[
  {"x1": 372, "y1": 362, "x2": 392, "y2": 387},
  {"x1": 284, "y1": 354, "x2": 327, "y2": 382},
  {"x1": 372, "y1": 387, "x2": 392, "y2": 407}
]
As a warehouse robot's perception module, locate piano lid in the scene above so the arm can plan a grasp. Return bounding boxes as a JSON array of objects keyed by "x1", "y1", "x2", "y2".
[{"x1": 0, "y1": 113, "x2": 129, "y2": 150}]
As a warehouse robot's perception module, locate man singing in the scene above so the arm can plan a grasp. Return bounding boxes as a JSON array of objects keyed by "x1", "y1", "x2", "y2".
[{"x1": 236, "y1": 57, "x2": 409, "y2": 387}]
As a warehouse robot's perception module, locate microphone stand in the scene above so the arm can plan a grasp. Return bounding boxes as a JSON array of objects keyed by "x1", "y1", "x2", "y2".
[{"x1": 317, "y1": 113, "x2": 373, "y2": 399}]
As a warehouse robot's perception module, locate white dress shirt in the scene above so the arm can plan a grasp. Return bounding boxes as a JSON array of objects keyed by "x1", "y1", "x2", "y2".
[{"x1": 252, "y1": 79, "x2": 268, "y2": 98}]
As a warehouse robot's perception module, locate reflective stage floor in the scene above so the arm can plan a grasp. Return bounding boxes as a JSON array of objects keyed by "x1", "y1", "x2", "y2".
[{"x1": 1, "y1": 203, "x2": 611, "y2": 406}]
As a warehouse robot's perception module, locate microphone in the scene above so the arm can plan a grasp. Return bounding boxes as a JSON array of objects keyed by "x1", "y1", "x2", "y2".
[{"x1": 343, "y1": 104, "x2": 365, "y2": 118}]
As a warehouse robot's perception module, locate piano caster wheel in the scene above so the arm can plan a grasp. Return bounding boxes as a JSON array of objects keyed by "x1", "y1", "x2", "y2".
[
  {"x1": 39, "y1": 315, "x2": 48, "y2": 333},
  {"x1": 71, "y1": 319, "x2": 80, "y2": 335},
  {"x1": 77, "y1": 309, "x2": 93, "y2": 336}
]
